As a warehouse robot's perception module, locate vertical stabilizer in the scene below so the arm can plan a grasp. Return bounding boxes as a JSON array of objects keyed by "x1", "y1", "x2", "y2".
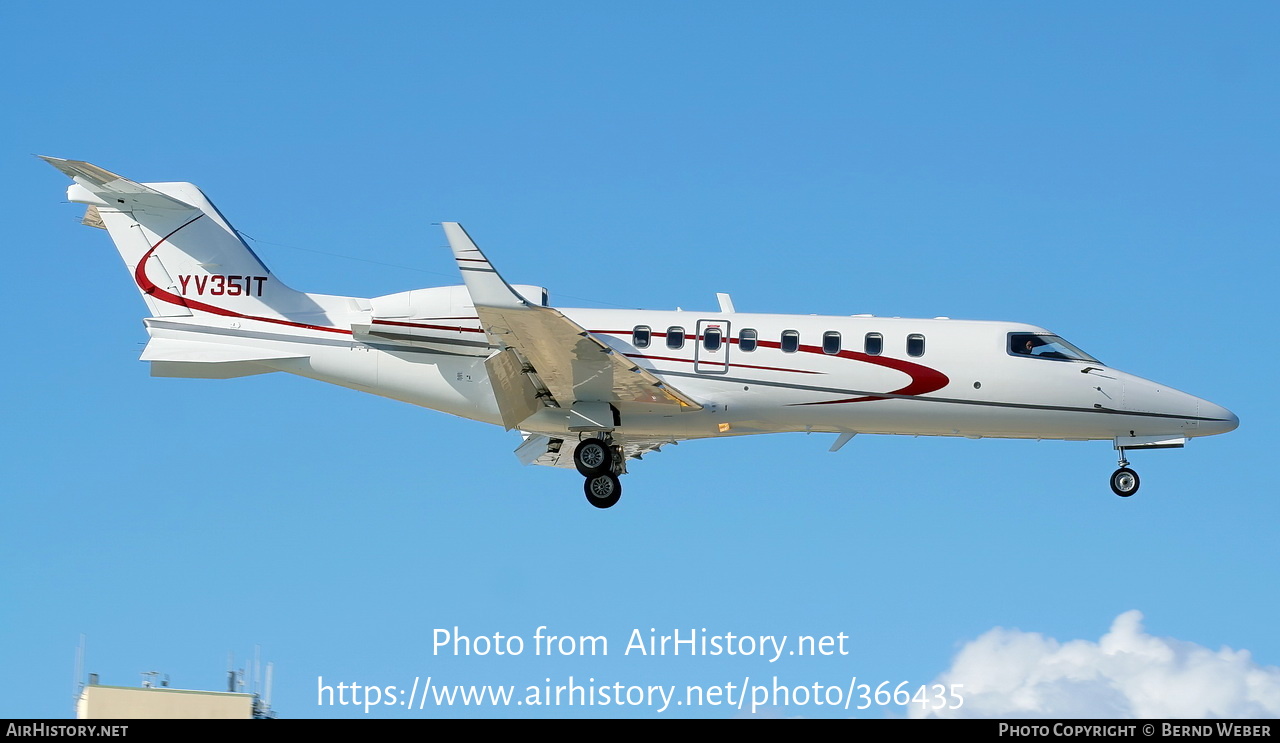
[{"x1": 43, "y1": 157, "x2": 319, "y2": 320}]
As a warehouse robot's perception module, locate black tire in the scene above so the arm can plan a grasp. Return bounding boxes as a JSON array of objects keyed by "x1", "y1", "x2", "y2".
[
  {"x1": 584, "y1": 473, "x2": 622, "y2": 509},
  {"x1": 1110, "y1": 467, "x2": 1140, "y2": 497},
  {"x1": 574, "y1": 439, "x2": 614, "y2": 477}
]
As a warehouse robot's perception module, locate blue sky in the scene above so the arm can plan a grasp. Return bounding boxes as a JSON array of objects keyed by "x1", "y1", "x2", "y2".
[{"x1": 2, "y1": 1, "x2": 1277, "y2": 718}]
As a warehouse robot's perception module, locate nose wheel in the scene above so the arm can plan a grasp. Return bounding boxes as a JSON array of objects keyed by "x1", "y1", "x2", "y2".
[
  {"x1": 1109, "y1": 451, "x2": 1140, "y2": 497},
  {"x1": 1110, "y1": 467, "x2": 1140, "y2": 497}
]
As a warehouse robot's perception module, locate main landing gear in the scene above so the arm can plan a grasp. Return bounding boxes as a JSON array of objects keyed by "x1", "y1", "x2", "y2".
[
  {"x1": 575, "y1": 436, "x2": 624, "y2": 509},
  {"x1": 1110, "y1": 451, "x2": 1140, "y2": 497}
]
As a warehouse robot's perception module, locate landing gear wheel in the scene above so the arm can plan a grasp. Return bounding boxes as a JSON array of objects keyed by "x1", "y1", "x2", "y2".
[
  {"x1": 1110, "y1": 467, "x2": 1140, "y2": 497},
  {"x1": 574, "y1": 439, "x2": 614, "y2": 477},
  {"x1": 584, "y1": 473, "x2": 622, "y2": 509}
]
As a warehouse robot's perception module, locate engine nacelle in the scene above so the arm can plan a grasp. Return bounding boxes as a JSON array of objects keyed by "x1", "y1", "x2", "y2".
[
  {"x1": 368, "y1": 284, "x2": 548, "y2": 318},
  {"x1": 354, "y1": 285, "x2": 549, "y2": 355}
]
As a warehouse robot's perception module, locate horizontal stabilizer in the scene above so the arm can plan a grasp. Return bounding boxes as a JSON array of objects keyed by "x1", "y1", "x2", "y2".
[
  {"x1": 150, "y1": 361, "x2": 277, "y2": 379},
  {"x1": 41, "y1": 156, "x2": 195, "y2": 212},
  {"x1": 140, "y1": 337, "x2": 306, "y2": 364}
]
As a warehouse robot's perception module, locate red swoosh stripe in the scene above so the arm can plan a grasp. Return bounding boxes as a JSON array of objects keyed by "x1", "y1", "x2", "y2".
[
  {"x1": 623, "y1": 353, "x2": 821, "y2": 375},
  {"x1": 136, "y1": 226, "x2": 950, "y2": 403},
  {"x1": 135, "y1": 215, "x2": 351, "y2": 335},
  {"x1": 755, "y1": 340, "x2": 949, "y2": 404}
]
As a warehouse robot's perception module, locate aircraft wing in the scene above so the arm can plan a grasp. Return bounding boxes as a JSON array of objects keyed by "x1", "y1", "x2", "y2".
[{"x1": 442, "y1": 223, "x2": 702, "y2": 429}]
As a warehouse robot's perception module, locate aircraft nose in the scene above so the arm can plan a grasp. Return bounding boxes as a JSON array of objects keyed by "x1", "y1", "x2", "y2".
[
  {"x1": 1119, "y1": 373, "x2": 1238, "y2": 438},
  {"x1": 1199, "y1": 401, "x2": 1239, "y2": 436}
]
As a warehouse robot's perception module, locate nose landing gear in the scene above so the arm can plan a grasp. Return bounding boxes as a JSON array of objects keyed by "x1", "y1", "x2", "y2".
[{"x1": 1110, "y1": 451, "x2": 1140, "y2": 497}]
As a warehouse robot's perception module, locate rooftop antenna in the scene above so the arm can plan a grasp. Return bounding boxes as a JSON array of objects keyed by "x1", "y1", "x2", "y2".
[
  {"x1": 253, "y1": 644, "x2": 262, "y2": 697},
  {"x1": 71, "y1": 634, "x2": 86, "y2": 716},
  {"x1": 252, "y1": 660, "x2": 277, "y2": 719}
]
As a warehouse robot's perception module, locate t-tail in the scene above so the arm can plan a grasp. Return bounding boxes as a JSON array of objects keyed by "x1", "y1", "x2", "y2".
[
  {"x1": 43, "y1": 156, "x2": 324, "y2": 322},
  {"x1": 43, "y1": 157, "x2": 351, "y2": 380}
]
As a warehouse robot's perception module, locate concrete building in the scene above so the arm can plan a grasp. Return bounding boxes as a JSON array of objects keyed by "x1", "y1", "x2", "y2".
[{"x1": 76, "y1": 683, "x2": 255, "y2": 719}]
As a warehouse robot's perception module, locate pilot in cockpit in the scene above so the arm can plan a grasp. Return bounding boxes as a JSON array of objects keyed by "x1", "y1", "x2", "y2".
[{"x1": 1016, "y1": 335, "x2": 1070, "y2": 360}]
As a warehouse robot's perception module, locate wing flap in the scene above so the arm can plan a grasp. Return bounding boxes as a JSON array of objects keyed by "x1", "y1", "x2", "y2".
[
  {"x1": 485, "y1": 348, "x2": 542, "y2": 430},
  {"x1": 477, "y1": 304, "x2": 701, "y2": 409}
]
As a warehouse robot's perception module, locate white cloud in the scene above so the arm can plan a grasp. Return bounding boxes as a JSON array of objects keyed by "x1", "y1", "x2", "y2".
[{"x1": 911, "y1": 611, "x2": 1280, "y2": 719}]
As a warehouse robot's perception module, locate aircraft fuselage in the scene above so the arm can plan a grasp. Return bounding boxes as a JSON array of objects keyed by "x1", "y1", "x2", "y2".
[{"x1": 46, "y1": 156, "x2": 1238, "y2": 507}]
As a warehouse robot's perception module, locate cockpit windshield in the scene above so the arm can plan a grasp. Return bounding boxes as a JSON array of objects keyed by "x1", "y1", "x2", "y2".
[{"x1": 1008, "y1": 333, "x2": 1100, "y2": 363}]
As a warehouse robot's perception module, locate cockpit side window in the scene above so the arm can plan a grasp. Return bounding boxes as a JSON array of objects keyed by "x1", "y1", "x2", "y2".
[{"x1": 1008, "y1": 333, "x2": 1100, "y2": 363}]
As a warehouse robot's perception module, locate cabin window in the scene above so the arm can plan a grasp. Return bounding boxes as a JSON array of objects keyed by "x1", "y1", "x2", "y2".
[
  {"x1": 823, "y1": 331, "x2": 841, "y2": 355},
  {"x1": 703, "y1": 327, "x2": 723, "y2": 352},
  {"x1": 865, "y1": 333, "x2": 883, "y2": 356},
  {"x1": 781, "y1": 330, "x2": 800, "y2": 353},
  {"x1": 739, "y1": 328, "x2": 757, "y2": 352},
  {"x1": 632, "y1": 326, "x2": 651, "y2": 349},
  {"x1": 666, "y1": 327, "x2": 685, "y2": 350},
  {"x1": 907, "y1": 334, "x2": 925, "y2": 357}
]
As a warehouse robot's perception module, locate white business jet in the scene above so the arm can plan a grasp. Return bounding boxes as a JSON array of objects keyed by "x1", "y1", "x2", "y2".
[{"x1": 45, "y1": 157, "x2": 1238, "y2": 508}]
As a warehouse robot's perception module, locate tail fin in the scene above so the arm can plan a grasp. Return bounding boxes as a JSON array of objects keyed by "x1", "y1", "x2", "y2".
[{"x1": 43, "y1": 157, "x2": 318, "y2": 320}]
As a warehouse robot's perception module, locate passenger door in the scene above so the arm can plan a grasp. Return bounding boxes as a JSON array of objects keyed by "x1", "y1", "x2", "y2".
[{"x1": 694, "y1": 320, "x2": 730, "y2": 374}]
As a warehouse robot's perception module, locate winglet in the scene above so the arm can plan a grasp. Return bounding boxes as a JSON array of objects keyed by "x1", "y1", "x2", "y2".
[{"x1": 442, "y1": 222, "x2": 530, "y2": 309}]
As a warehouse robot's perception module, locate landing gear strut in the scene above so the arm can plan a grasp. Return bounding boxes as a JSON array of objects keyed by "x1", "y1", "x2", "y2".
[
  {"x1": 576, "y1": 436, "x2": 623, "y2": 508},
  {"x1": 1110, "y1": 451, "x2": 1140, "y2": 497}
]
